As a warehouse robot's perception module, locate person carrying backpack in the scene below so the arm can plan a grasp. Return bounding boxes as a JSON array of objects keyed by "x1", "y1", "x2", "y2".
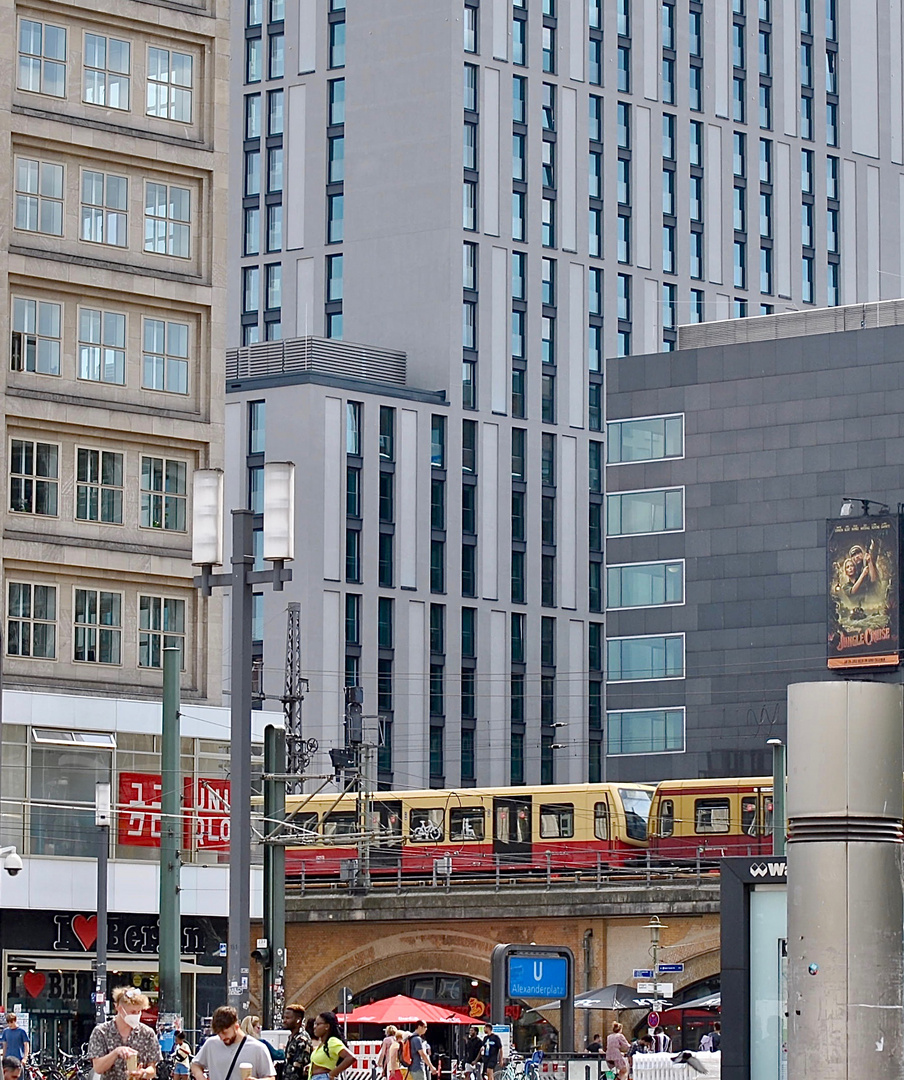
[{"x1": 402, "y1": 1022, "x2": 436, "y2": 1079}]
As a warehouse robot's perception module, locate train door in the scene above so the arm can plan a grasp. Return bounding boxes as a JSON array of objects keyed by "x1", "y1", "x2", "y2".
[
  {"x1": 760, "y1": 789, "x2": 774, "y2": 854},
  {"x1": 493, "y1": 795, "x2": 532, "y2": 865},
  {"x1": 370, "y1": 799, "x2": 403, "y2": 868}
]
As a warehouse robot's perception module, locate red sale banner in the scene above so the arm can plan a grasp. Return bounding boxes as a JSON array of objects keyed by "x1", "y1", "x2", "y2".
[
  {"x1": 118, "y1": 772, "x2": 162, "y2": 847},
  {"x1": 117, "y1": 772, "x2": 230, "y2": 851},
  {"x1": 183, "y1": 777, "x2": 231, "y2": 850}
]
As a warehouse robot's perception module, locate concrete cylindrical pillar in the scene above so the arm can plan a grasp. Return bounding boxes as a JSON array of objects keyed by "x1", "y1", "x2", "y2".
[{"x1": 787, "y1": 681, "x2": 904, "y2": 1080}]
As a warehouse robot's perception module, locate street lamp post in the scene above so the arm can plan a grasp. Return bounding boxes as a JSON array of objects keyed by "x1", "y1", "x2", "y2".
[{"x1": 192, "y1": 465, "x2": 294, "y2": 1017}]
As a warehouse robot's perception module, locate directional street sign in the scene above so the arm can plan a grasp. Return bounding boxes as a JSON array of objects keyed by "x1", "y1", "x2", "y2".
[
  {"x1": 657, "y1": 963, "x2": 685, "y2": 974},
  {"x1": 637, "y1": 982, "x2": 656, "y2": 994},
  {"x1": 633, "y1": 969, "x2": 654, "y2": 979}
]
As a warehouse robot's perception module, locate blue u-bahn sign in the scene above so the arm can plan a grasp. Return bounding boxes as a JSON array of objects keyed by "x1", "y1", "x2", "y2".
[{"x1": 508, "y1": 955, "x2": 569, "y2": 998}]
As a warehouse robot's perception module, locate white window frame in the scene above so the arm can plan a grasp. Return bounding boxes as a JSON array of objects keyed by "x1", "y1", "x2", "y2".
[
  {"x1": 138, "y1": 594, "x2": 186, "y2": 669},
  {"x1": 141, "y1": 317, "x2": 190, "y2": 395},
  {"x1": 139, "y1": 455, "x2": 188, "y2": 531},
  {"x1": 80, "y1": 169, "x2": 129, "y2": 247},
  {"x1": 75, "y1": 446, "x2": 125, "y2": 524},
  {"x1": 73, "y1": 586, "x2": 124, "y2": 665},
  {"x1": 606, "y1": 559, "x2": 686, "y2": 610},
  {"x1": 606, "y1": 486, "x2": 685, "y2": 537},
  {"x1": 11, "y1": 296, "x2": 62, "y2": 376},
  {"x1": 9, "y1": 437, "x2": 60, "y2": 516},
  {"x1": 14, "y1": 158, "x2": 64, "y2": 236},
  {"x1": 144, "y1": 182, "x2": 191, "y2": 259},
  {"x1": 606, "y1": 632, "x2": 686, "y2": 683},
  {"x1": 77, "y1": 307, "x2": 127, "y2": 385},
  {"x1": 606, "y1": 707, "x2": 686, "y2": 756},
  {"x1": 17, "y1": 18, "x2": 67, "y2": 98},
  {"x1": 7, "y1": 581, "x2": 58, "y2": 660},
  {"x1": 607, "y1": 412, "x2": 685, "y2": 465},
  {"x1": 83, "y1": 31, "x2": 131, "y2": 110},
  {"x1": 146, "y1": 45, "x2": 193, "y2": 123}
]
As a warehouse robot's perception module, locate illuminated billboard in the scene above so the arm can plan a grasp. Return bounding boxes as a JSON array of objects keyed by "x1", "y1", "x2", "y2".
[{"x1": 826, "y1": 514, "x2": 901, "y2": 669}]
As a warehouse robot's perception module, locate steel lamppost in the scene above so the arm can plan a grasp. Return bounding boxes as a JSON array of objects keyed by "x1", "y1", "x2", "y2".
[{"x1": 192, "y1": 464, "x2": 294, "y2": 1016}]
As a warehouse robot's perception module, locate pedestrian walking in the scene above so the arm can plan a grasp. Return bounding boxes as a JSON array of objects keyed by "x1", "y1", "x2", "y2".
[
  {"x1": 88, "y1": 988, "x2": 162, "y2": 1080},
  {"x1": 404, "y1": 1021, "x2": 436, "y2": 1080},
  {"x1": 376, "y1": 1026, "x2": 397, "y2": 1078},
  {"x1": 0, "y1": 1015, "x2": 29, "y2": 1065},
  {"x1": 190, "y1": 1007, "x2": 274, "y2": 1080},
  {"x1": 604, "y1": 1022, "x2": 629, "y2": 1080},
  {"x1": 309, "y1": 1013, "x2": 355, "y2": 1080},
  {"x1": 282, "y1": 1005, "x2": 312, "y2": 1080},
  {"x1": 174, "y1": 1033, "x2": 194, "y2": 1076}
]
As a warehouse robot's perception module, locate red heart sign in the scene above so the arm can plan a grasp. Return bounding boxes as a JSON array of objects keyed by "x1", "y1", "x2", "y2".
[
  {"x1": 72, "y1": 914, "x2": 98, "y2": 950},
  {"x1": 23, "y1": 972, "x2": 46, "y2": 998}
]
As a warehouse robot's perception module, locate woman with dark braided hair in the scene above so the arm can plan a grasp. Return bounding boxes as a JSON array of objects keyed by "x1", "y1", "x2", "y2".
[{"x1": 309, "y1": 1014, "x2": 355, "y2": 1080}]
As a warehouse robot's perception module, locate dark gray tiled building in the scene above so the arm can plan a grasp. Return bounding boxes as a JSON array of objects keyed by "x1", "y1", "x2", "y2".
[{"x1": 604, "y1": 305, "x2": 904, "y2": 782}]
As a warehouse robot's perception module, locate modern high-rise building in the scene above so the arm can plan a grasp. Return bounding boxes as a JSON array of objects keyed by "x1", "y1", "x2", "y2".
[
  {"x1": 228, "y1": 0, "x2": 904, "y2": 787},
  {"x1": 0, "y1": 0, "x2": 235, "y2": 1038}
]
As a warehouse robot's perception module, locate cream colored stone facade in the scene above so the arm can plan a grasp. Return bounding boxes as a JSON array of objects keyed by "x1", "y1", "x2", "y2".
[{"x1": 0, "y1": 0, "x2": 228, "y2": 701}]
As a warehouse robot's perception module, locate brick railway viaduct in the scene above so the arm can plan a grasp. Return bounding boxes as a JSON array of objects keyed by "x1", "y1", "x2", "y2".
[{"x1": 252, "y1": 879, "x2": 721, "y2": 1028}]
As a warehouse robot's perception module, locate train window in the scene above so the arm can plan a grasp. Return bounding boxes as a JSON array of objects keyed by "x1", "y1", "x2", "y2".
[
  {"x1": 619, "y1": 787, "x2": 653, "y2": 841},
  {"x1": 659, "y1": 799, "x2": 674, "y2": 837},
  {"x1": 741, "y1": 797, "x2": 757, "y2": 836},
  {"x1": 286, "y1": 812, "x2": 318, "y2": 841},
  {"x1": 540, "y1": 803, "x2": 575, "y2": 838},
  {"x1": 695, "y1": 798, "x2": 730, "y2": 833},
  {"x1": 450, "y1": 807, "x2": 485, "y2": 841},
  {"x1": 496, "y1": 804, "x2": 531, "y2": 842},
  {"x1": 322, "y1": 811, "x2": 357, "y2": 838},
  {"x1": 762, "y1": 796, "x2": 774, "y2": 838},
  {"x1": 594, "y1": 802, "x2": 609, "y2": 839},
  {"x1": 410, "y1": 807, "x2": 445, "y2": 843}
]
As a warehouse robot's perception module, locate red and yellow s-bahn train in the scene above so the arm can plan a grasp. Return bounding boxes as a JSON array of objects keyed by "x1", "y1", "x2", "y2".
[
  {"x1": 279, "y1": 782, "x2": 655, "y2": 878},
  {"x1": 647, "y1": 776, "x2": 775, "y2": 862}
]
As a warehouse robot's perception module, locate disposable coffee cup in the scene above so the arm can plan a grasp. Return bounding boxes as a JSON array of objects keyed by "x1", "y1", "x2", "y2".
[
  {"x1": 127, "y1": 1053, "x2": 139, "y2": 1074},
  {"x1": 240, "y1": 1063, "x2": 253, "y2": 1080}
]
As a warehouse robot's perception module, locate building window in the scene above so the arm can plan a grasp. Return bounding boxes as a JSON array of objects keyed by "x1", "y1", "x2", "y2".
[
  {"x1": 346, "y1": 400, "x2": 361, "y2": 456},
  {"x1": 18, "y1": 19, "x2": 67, "y2": 97},
  {"x1": 589, "y1": 38, "x2": 602, "y2": 85},
  {"x1": 329, "y1": 20, "x2": 346, "y2": 68},
  {"x1": 140, "y1": 456, "x2": 187, "y2": 531},
  {"x1": 346, "y1": 528, "x2": 361, "y2": 582},
  {"x1": 329, "y1": 78, "x2": 345, "y2": 125},
  {"x1": 138, "y1": 595, "x2": 186, "y2": 668},
  {"x1": 607, "y1": 708, "x2": 685, "y2": 754},
  {"x1": 15, "y1": 158, "x2": 63, "y2": 236},
  {"x1": 430, "y1": 603, "x2": 445, "y2": 654},
  {"x1": 429, "y1": 726, "x2": 444, "y2": 781},
  {"x1": 607, "y1": 415, "x2": 683, "y2": 463},
  {"x1": 142, "y1": 318, "x2": 189, "y2": 394},
  {"x1": 269, "y1": 32, "x2": 284, "y2": 79},
  {"x1": 146, "y1": 47, "x2": 193, "y2": 123},
  {"x1": 11, "y1": 297, "x2": 62, "y2": 376},
  {"x1": 81, "y1": 171, "x2": 128, "y2": 247},
  {"x1": 144, "y1": 182, "x2": 190, "y2": 258},
  {"x1": 464, "y1": 4, "x2": 478, "y2": 53},
  {"x1": 83, "y1": 33, "x2": 130, "y2": 109},
  {"x1": 542, "y1": 198, "x2": 555, "y2": 248},
  {"x1": 246, "y1": 38, "x2": 262, "y2": 83},
  {"x1": 607, "y1": 561, "x2": 684, "y2": 608},
  {"x1": 606, "y1": 487, "x2": 683, "y2": 536},
  {"x1": 431, "y1": 539, "x2": 445, "y2": 593},
  {"x1": 325, "y1": 192, "x2": 342, "y2": 242},
  {"x1": 74, "y1": 589, "x2": 122, "y2": 664},
  {"x1": 7, "y1": 582, "x2": 56, "y2": 659},
  {"x1": 9, "y1": 440, "x2": 58, "y2": 516},
  {"x1": 76, "y1": 448, "x2": 123, "y2": 524},
  {"x1": 377, "y1": 596, "x2": 393, "y2": 649},
  {"x1": 462, "y1": 544, "x2": 477, "y2": 597},
  {"x1": 267, "y1": 204, "x2": 283, "y2": 252},
  {"x1": 462, "y1": 360, "x2": 477, "y2": 410},
  {"x1": 511, "y1": 551, "x2": 525, "y2": 604},
  {"x1": 607, "y1": 634, "x2": 684, "y2": 681},
  {"x1": 541, "y1": 433, "x2": 556, "y2": 486},
  {"x1": 461, "y1": 729, "x2": 476, "y2": 782}
]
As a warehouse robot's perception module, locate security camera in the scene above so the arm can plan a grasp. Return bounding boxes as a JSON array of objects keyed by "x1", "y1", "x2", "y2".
[{"x1": 4, "y1": 851, "x2": 23, "y2": 876}]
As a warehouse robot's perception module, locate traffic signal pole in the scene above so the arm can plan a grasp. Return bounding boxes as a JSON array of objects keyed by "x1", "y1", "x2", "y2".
[{"x1": 261, "y1": 724, "x2": 287, "y2": 1028}]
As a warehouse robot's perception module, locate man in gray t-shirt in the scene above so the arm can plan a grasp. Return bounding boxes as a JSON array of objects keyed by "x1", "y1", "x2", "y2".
[{"x1": 191, "y1": 1008, "x2": 274, "y2": 1080}]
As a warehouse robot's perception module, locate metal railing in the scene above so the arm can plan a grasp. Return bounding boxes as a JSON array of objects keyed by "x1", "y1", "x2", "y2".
[{"x1": 226, "y1": 336, "x2": 407, "y2": 386}]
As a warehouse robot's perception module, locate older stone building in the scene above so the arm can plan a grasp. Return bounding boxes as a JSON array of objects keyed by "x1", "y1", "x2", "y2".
[{"x1": 1, "y1": 0, "x2": 229, "y2": 701}]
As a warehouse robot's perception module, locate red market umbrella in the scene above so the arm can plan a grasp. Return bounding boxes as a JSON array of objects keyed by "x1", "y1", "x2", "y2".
[{"x1": 339, "y1": 994, "x2": 475, "y2": 1026}]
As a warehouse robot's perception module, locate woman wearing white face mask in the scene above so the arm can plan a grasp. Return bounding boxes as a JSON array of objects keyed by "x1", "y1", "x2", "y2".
[{"x1": 88, "y1": 987, "x2": 162, "y2": 1080}]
